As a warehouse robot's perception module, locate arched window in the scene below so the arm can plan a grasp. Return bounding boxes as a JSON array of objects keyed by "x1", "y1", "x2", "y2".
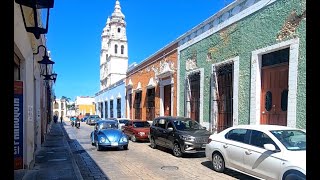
[
  {"x1": 54, "y1": 102, "x2": 59, "y2": 109},
  {"x1": 114, "y1": 44, "x2": 118, "y2": 54},
  {"x1": 121, "y1": 45, "x2": 124, "y2": 54},
  {"x1": 118, "y1": 27, "x2": 121, "y2": 33}
]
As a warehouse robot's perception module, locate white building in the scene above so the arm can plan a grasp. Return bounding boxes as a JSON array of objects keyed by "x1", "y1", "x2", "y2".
[
  {"x1": 95, "y1": 0, "x2": 129, "y2": 119},
  {"x1": 52, "y1": 99, "x2": 67, "y2": 118},
  {"x1": 99, "y1": 0, "x2": 128, "y2": 89}
]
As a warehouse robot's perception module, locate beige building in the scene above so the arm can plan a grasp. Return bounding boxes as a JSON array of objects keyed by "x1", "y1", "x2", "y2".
[
  {"x1": 53, "y1": 99, "x2": 67, "y2": 118},
  {"x1": 14, "y1": 1, "x2": 56, "y2": 170}
]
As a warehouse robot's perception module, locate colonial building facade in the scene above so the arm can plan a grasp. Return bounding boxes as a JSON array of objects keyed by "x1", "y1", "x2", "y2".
[
  {"x1": 126, "y1": 42, "x2": 178, "y2": 121},
  {"x1": 14, "y1": 2, "x2": 56, "y2": 169},
  {"x1": 53, "y1": 99, "x2": 67, "y2": 118},
  {"x1": 95, "y1": 0, "x2": 128, "y2": 119},
  {"x1": 75, "y1": 96, "x2": 96, "y2": 116},
  {"x1": 176, "y1": 0, "x2": 306, "y2": 132}
]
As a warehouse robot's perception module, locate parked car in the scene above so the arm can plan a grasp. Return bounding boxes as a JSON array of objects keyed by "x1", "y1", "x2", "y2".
[
  {"x1": 115, "y1": 118, "x2": 130, "y2": 130},
  {"x1": 86, "y1": 115, "x2": 101, "y2": 125},
  {"x1": 81, "y1": 115, "x2": 89, "y2": 122},
  {"x1": 122, "y1": 120, "x2": 150, "y2": 142},
  {"x1": 149, "y1": 116, "x2": 211, "y2": 157},
  {"x1": 90, "y1": 119, "x2": 129, "y2": 151},
  {"x1": 205, "y1": 125, "x2": 306, "y2": 180}
]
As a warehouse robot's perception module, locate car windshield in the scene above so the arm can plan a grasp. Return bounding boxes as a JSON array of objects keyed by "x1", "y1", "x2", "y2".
[
  {"x1": 133, "y1": 121, "x2": 150, "y2": 128},
  {"x1": 119, "y1": 119, "x2": 129, "y2": 124},
  {"x1": 173, "y1": 118, "x2": 203, "y2": 131},
  {"x1": 270, "y1": 129, "x2": 306, "y2": 151},
  {"x1": 98, "y1": 122, "x2": 118, "y2": 130},
  {"x1": 90, "y1": 115, "x2": 100, "y2": 118}
]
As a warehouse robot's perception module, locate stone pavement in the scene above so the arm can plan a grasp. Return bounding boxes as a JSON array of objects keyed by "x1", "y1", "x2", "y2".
[{"x1": 14, "y1": 121, "x2": 83, "y2": 180}]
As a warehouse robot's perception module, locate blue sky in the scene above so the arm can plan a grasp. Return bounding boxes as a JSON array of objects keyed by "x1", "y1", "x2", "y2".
[{"x1": 47, "y1": 0, "x2": 234, "y2": 101}]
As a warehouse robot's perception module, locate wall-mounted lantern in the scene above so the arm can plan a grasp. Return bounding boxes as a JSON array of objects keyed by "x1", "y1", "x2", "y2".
[
  {"x1": 34, "y1": 45, "x2": 57, "y2": 82},
  {"x1": 15, "y1": 0, "x2": 54, "y2": 39}
]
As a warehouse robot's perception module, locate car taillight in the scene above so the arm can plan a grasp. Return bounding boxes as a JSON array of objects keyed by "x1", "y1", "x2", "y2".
[{"x1": 207, "y1": 138, "x2": 212, "y2": 144}]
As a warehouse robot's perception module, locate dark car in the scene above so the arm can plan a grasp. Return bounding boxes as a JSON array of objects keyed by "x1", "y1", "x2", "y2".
[
  {"x1": 86, "y1": 115, "x2": 101, "y2": 125},
  {"x1": 90, "y1": 120, "x2": 129, "y2": 151},
  {"x1": 149, "y1": 116, "x2": 211, "y2": 157},
  {"x1": 122, "y1": 120, "x2": 150, "y2": 142}
]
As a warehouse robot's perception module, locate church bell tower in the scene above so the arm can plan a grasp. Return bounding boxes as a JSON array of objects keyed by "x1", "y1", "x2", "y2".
[{"x1": 100, "y1": 0, "x2": 128, "y2": 90}]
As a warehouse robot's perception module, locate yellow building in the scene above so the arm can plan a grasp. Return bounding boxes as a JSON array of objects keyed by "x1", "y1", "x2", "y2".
[{"x1": 75, "y1": 96, "x2": 96, "y2": 116}]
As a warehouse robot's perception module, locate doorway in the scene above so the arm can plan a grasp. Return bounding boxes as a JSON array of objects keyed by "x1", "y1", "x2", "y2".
[{"x1": 260, "y1": 48, "x2": 289, "y2": 126}]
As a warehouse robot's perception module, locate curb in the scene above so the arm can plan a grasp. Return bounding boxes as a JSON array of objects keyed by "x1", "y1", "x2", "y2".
[{"x1": 60, "y1": 123, "x2": 84, "y2": 180}]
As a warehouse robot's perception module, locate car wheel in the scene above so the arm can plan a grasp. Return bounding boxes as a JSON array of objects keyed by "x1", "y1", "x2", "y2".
[
  {"x1": 173, "y1": 143, "x2": 182, "y2": 157},
  {"x1": 284, "y1": 171, "x2": 306, "y2": 180},
  {"x1": 96, "y1": 143, "x2": 102, "y2": 151},
  {"x1": 131, "y1": 135, "x2": 137, "y2": 142},
  {"x1": 150, "y1": 137, "x2": 157, "y2": 149},
  {"x1": 91, "y1": 138, "x2": 95, "y2": 146},
  {"x1": 212, "y1": 153, "x2": 225, "y2": 172},
  {"x1": 123, "y1": 145, "x2": 128, "y2": 150}
]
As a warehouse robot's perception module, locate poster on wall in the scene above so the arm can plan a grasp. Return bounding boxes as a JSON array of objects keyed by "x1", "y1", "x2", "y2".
[{"x1": 14, "y1": 81, "x2": 23, "y2": 170}]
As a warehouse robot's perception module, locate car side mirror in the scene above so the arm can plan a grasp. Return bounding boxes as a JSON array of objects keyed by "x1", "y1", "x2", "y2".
[
  {"x1": 167, "y1": 127, "x2": 173, "y2": 132},
  {"x1": 264, "y1": 144, "x2": 279, "y2": 152}
]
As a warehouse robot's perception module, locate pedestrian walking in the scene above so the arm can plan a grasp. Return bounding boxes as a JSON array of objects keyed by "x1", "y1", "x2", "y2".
[{"x1": 53, "y1": 115, "x2": 58, "y2": 123}]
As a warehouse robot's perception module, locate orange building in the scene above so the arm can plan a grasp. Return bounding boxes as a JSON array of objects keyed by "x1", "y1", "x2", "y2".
[{"x1": 126, "y1": 42, "x2": 178, "y2": 121}]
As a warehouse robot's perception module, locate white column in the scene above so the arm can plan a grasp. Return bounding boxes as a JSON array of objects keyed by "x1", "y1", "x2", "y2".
[{"x1": 160, "y1": 85, "x2": 164, "y2": 116}]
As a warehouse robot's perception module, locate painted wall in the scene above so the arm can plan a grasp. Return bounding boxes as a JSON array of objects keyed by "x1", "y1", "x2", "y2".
[
  {"x1": 178, "y1": 0, "x2": 306, "y2": 129},
  {"x1": 126, "y1": 43, "x2": 178, "y2": 120},
  {"x1": 14, "y1": 2, "x2": 54, "y2": 168},
  {"x1": 95, "y1": 80, "x2": 126, "y2": 118}
]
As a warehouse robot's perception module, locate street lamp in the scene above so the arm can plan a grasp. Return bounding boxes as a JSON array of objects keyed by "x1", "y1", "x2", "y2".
[
  {"x1": 34, "y1": 45, "x2": 58, "y2": 81},
  {"x1": 15, "y1": 0, "x2": 54, "y2": 39}
]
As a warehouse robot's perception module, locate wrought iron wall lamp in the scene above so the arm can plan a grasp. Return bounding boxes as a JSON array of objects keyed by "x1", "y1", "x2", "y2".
[
  {"x1": 34, "y1": 45, "x2": 57, "y2": 82},
  {"x1": 15, "y1": 0, "x2": 54, "y2": 39}
]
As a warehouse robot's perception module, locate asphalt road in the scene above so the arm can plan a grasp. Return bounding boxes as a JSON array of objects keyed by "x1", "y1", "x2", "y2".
[{"x1": 64, "y1": 121, "x2": 258, "y2": 180}]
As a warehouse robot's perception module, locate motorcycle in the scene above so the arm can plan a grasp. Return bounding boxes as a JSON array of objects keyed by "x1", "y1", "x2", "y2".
[
  {"x1": 75, "y1": 120, "x2": 80, "y2": 129},
  {"x1": 71, "y1": 121, "x2": 75, "y2": 127}
]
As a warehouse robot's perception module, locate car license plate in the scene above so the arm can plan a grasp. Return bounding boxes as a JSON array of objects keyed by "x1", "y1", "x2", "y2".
[{"x1": 111, "y1": 142, "x2": 118, "y2": 146}]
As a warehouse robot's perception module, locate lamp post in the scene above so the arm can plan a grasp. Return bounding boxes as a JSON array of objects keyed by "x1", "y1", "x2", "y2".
[{"x1": 15, "y1": 0, "x2": 54, "y2": 39}]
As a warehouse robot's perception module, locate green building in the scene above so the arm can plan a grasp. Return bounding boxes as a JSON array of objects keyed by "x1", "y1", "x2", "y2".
[{"x1": 177, "y1": 0, "x2": 306, "y2": 132}]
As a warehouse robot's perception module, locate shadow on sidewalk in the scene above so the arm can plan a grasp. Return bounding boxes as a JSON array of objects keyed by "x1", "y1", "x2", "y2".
[{"x1": 60, "y1": 123, "x2": 110, "y2": 180}]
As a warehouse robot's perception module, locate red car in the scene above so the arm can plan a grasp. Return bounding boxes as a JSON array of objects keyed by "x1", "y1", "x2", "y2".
[{"x1": 122, "y1": 120, "x2": 150, "y2": 142}]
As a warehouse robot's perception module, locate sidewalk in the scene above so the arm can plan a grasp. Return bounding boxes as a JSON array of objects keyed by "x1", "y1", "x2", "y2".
[{"x1": 14, "y1": 120, "x2": 83, "y2": 180}]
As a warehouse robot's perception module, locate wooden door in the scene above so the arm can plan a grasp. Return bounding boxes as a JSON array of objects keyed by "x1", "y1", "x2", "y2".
[
  {"x1": 216, "y1": 64, "x2": 233, "y2": 132},
  {"x1": 261, "y1": 64, "x2": 288, "y2": 126},
  {"x1": 164, "y1": 85, "x2": 171, "y2": 116},
  {"x1": 190, "y1": 74, "x2": 200, "y2": 122},
  {"x1": 128, "y1": 93, "x2": 132, "y2": 119}
]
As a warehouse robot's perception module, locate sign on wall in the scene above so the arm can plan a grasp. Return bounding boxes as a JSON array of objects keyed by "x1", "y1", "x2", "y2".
[{"x1": 14, "y1": 81, "x2": 23, "y2": 170}]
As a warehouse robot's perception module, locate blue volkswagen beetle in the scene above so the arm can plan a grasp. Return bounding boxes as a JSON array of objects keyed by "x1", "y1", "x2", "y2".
[{"x1": 90, "y1": 119, "x2": 129, "y2": 151}]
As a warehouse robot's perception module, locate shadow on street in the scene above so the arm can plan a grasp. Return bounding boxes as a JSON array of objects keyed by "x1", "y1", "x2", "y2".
[
  {"x1": 201, "y1": 161, "x2": 259, "y2": 180},
  {"x1": 147, "y1": 144, "x2": 206, "y2": 158},
  {"x1": 60, "y1": 124, "x2": 110, "y2": 180}
]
